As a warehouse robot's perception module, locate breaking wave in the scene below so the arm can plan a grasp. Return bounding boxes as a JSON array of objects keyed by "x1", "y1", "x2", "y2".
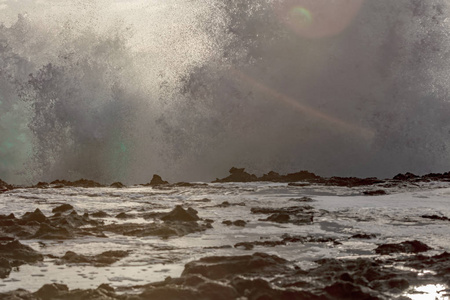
[{"x1": 1, "y1": 0, "x2": 450, "y2": 184}]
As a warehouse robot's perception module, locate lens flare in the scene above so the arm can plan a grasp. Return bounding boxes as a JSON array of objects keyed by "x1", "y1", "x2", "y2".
[
  {"x1": 289, "y1": 6, "x2": 313, "y2": 26},
  {"x1": 276, "y1": 0, "x2": 364, "y2": 39}
]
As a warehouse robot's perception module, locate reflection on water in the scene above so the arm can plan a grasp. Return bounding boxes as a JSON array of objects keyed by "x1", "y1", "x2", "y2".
[{"x1": 404, "y1": 284, "x2": 449, "y2": 300}]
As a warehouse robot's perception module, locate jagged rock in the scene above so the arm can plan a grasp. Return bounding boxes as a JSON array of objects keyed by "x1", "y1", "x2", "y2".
[
  {"x1": 148, "y1": 174, "x2": 169, "y2": 186},
  {"x1": 0, "y1": 239, "x2": 43, "y2": 278},
  {"x1": 32, "y1": 223, "x2": 73, "y2": 239},
  {"x1": 161, "y1": 206, "x2": 200, "y2": 222},
  {"x1": 213, "y1": 167, "x2": 258, "y2": 183},
  {"x1": 21, "y1": 209, "x2": 48, "y2": 223}
]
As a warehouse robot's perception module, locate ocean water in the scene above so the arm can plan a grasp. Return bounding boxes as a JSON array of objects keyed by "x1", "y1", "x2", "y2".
[{"x1": 1, "y1": 181, "x2": 449, "y2": 298}]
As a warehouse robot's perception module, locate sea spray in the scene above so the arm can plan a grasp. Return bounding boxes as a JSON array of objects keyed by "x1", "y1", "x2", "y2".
[{"x1": 1, "y1": 0, "x2": 450, "y2": 184}]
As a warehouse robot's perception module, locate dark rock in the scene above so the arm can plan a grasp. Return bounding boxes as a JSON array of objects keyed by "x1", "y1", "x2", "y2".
[
  {"x1": 49, "y1": 178, "x2": 104, "y2": 188},
  {"x1": 115, "y1": 212, "x2": 133, "y2": 219},
  {"x1": 351, "y1": 233, "x2": 377, "y2": 239},
  {"x1": 375, "y1": 240, "x2": 432, "y2": 255},
  {"x1": 0, "y1": 179, "x2": 13, "y2": 192},
  {"x1": 59, "y1": 250, "x2": 129, "y2": 266},
  {"x1": 363, "y1": 190, "x2": 387, "y2": 196},
  {"x1": 34, "y1": 283, "x2": 69, "y2": 299},
  {"x1": 21, "y1": 209, "x2": 48, "y2": 223},
  {"x1": 259, "y1": 171, "x2": 282, "y2": 181},
  {"x1": 91, "y1": 211, "x2": 109, "y2": 218},
  {"x1": 149, "y1": 174, "x2": 169, "y2": 186},
  {"x1": 110, "y1": 182, "x2": 125, "y2": 188},
  {"x1": 222, "y1": 220, "x2": 232, "y2": 226},
  {"x1": 324, "y1": 281, "x2": 380, "y2": 300},
  {"x1": 0, "y1": 240, "x2": 43, "y2": 278},
  {"x1": 262, "y1": 213, "x2": 290, "y2": 223},
  {"x1": 32, "y1": 223, "x2": 73, "y2": 239},
  {"x1": 52, "y1": 204, "x2": 74, "y2": 213},
  {"x1": 283, "y1": 170, "x2": 321, "y2": 182},
  {"x1": 233, "y1": 220, "x2": 246, "y2": 227},
  {"x1": 422, "y1": 214, "x2": 450, "y2": 221},
  {"x1": 182, "y1": 252, "x2": 289, "y2": 280},
  {"x1": 161, "y1": 205, "x2": 200, "y2": 222},
  {"x1": 289, "y1": 196, "x2": 314, "y2": 202},
  {"x1": 253, "y1": 206, "x2": 314, "y2": 225},
  {"x1": 212, "y1": 167, "x2": 258, "y2": 183},
  {"x1": 393, "y1": 172, "x2": 419, "y2": 181},
  {"x1": 70, "y1": 179, "x2": 104, "y2": 188}
]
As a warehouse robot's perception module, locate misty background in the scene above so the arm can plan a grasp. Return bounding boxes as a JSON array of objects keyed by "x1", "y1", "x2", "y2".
[{"x1": 0, "y1": 0, "x2": 450, "y2": 184}]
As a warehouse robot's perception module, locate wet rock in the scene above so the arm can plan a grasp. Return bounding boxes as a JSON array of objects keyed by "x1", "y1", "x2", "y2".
[
  {"x1": 49, "y1": 210, "x2": 101, "y2": 229},
  {"x1": 324, "y1": 281, "x2": 381, "y2": 300},
  {"x1": 148, "y1": 174, "x2": 169, "y2": 186},
  {"x1": 289, "y1": 196, "x2": 314, "y2": 202},
  {"x1": 0, "y1": 213, "x2": 16, "y2": 226},
  {"x1": 351, "y1": 233, "x2": 377, "y2": 239},
  {"x1": 375, "y1": 240, "x2": 432, "y2": 255},
  {"x1": 421, "y1": 214, "x2": 450, "y2": 221},
  {"x1": 262, "y1": 213, "x2": 291, "y2": 223},
  {"x1": 110, "y1": 181, "x2": 125, "y2": 188},
  {"x1": 0, "y1": 179, "x2": 13, "y2": 192},
  {"x1": 50, "y1": 178, "x2": 104, "y2": 188},
  {"x1": 325, "y1": 177, "x2": 385, "y2": 187},
  {"x1": 115, "y1": 212, "x2": 134, "y2": 219},
  {"x1": 161, "y1": 205, "x2": 200, "y2": 222},
  {"x1": 283, "y1": 170, "x2": 321, "y2": 182},
  {"x1": 393, "y1": 172, "x2": 419, "y2": 181},
  {"x1": 259, "y1": 171, "x2": 282, "y2": 181},
  {"x1": 182, "y1": 252, "x2": 289, "y2": 280},
  {"x1": 212, "y1": 167, "x2": 258, "y2": 183},
  {"x1": 363, "y1": 190, "x2": 387, "y2": 196},
  {"x1": 34, "y1": 181, "x2": 49, "y2": 188},
  {"x1": 252, "y1": 206, "x2": 314, "y2": 225},
  {"x1": 58, "y1": 250, "x2": 129, "y2": 266},
  {"x1": 0, "y1": 239, "x2": 43, "y2": 278},
  {"x1": 52, "y1": 204, "x2": 74, "y2": 213},
  {"x1": 92, "y1": 211, "x2": 109, "y2": 218},
  {"x1": 32, "y1": 223, "x2": 73, "y2": 239},
  {"x1": 34, "y1": 283, "x2": 69, "y2": 299},
  {"x1": 222, "y1": 220, "x2": 232, "y2": 226},
  {"x1": 233, "y1": 220, "x2": 246, "y2": 227},
  {"x1": 98, "y1": 220, "x2": 210, "y2": 239},
  {"x1": 21, "y1": 209, "x2": 48, "y2": 223},
  {"x1": 222, "y1": 220, "x2": 246, "y2": 227}
]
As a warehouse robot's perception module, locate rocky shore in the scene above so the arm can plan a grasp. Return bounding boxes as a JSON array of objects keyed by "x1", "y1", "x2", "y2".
[{"x1": 0, "y1": 168, "x2": 449, "y2": 299}]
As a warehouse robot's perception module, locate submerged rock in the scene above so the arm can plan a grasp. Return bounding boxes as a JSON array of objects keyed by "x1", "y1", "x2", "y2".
[{"x1": 58, "y1": 250, "x2": 129, "y2": 266}]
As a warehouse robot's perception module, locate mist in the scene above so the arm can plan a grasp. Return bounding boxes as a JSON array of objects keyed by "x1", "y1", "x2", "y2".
[{"x1": 1, "y1": 0, "x2": 450, "y2": 184}]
